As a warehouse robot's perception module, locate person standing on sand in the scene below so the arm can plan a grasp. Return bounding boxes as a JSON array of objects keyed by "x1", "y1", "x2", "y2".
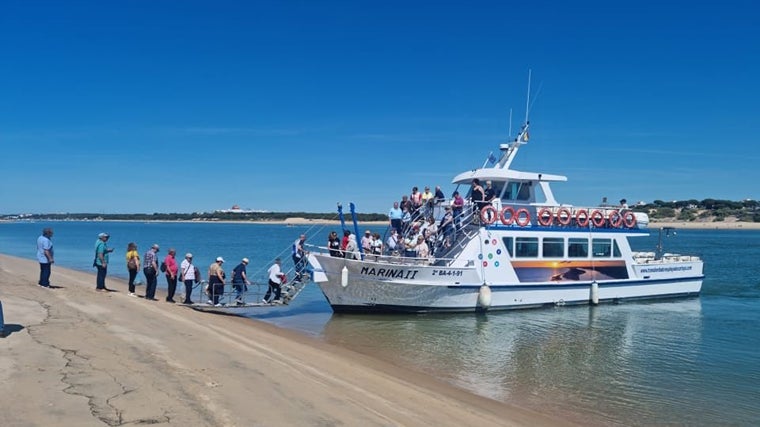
[
  {"x1": 126, "y1": 242, "x2": 140, "y2": 297},
  {"x1": 179, "y1": 253, "x2": 196, "y2": 304},
  {"x1": 143, "y1": 244, "x2": 160, "y2": 301},
  {"x1": 163, "y1": 248, "x2": 179, "y2": 303},
  {"x1": 94, "y1": 232, "x2": 114, "y2": 291},
  {"x1": 36, "y1": 228, "x2": 54, "y2": 288}
]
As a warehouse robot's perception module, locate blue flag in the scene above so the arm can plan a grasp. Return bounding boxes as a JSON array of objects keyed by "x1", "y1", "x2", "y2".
[{"x1": 487, "y1": 152, "x2": 497, "y2": 165}]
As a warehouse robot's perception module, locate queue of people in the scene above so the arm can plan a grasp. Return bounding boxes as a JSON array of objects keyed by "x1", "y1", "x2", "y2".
[{"x1": 34, "y1": 228, "x2": 302, "y2": 307}]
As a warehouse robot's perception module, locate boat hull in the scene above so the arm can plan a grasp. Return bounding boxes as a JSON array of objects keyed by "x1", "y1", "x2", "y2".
[{"x1": 311, "y1": 255, "x2": 703, "y2": 314}]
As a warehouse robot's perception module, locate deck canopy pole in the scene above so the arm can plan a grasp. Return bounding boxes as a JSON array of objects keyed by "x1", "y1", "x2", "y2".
[
  {"x1": 337, "y1": 203, "x2": 347, "y2": 233},
  {"x1": 349, "y1": 203, "x2": 364, "y2": 259}
]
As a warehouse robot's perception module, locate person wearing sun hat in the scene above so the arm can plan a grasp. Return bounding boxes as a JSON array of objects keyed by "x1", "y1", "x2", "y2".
[
  {"x1": 179, "y1": 253, "x2": 197, "y2": 304},
  {"x1": 231, "y1": 257, "x2": 251, "y2": 305},
  {"x1": 94, "y1": 232, "x2": 114, "y2": 291},
  {"x1": 207, "y1": 256, "x2": 226, "y2": 306}
]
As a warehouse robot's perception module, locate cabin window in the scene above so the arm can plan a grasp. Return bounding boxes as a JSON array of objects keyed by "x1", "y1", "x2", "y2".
[
  {"x1": 542, "y1": 237, "x2": 564, "y2": 257},
  {"x1": 592, "y1": 239, "x2": 612, "y2": 258},
  {"x1": 568, "y1": 238, "x2": 588, "y2": 258},
  {"x1": 501, "y1": 237, "x2": 514, "y2": 257},
  {"x1": 491, "y1": 182, "x2": 505, "y2": 199},
  {"x1": 516, "y1": 182, "x2": 531, "y2": 201},
  {"x1": 515, "y1": 237, "x2": 538, "y2": 258},
  {"x1": 504, "y1": 182, "x2": 518, "y2": 200},
  {"x1": 613, "y1": 240, "x2": 621, "y2": 257}
]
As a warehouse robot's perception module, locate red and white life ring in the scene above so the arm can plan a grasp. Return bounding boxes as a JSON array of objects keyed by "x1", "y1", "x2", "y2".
[
  {"x1": 576, "y1": 209, "x2": 589, "y2": 227},
  {"x1": 623, "y1": 210, "x2": 637, "y2": 228},
  {"x1": 480, "y1": 205, "x2": 497, "y2": 225},
  {"x1": 557, "y1": 207, "x2": 572, "y2": 226},
  {"x1": 500, "y1": 206, "x2": 515, "y2": 225},
  {"x1": 590, "y1": 210, "x2": 605, "y2": 227},
  {"x1": 608, "y1": 210, "x2": 623, "y2": 228},
  {"x1": 515, "y1": 208, "x2": 531, "y2": 227},
  {"x1": 537, "y1": 208, "x2": 553, "y2": 226}
]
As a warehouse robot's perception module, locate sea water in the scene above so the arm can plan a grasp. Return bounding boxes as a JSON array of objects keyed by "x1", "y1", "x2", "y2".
[{"x1": 1, "y1": 221, "x2": 758, "y2": 426}]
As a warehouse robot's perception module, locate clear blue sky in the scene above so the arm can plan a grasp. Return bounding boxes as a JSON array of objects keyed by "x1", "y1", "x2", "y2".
[{"x1": 2, "y1": 0, "x2": 759, "y2": 215}]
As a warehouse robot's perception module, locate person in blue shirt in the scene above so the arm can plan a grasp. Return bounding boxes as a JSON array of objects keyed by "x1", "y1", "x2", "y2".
[
  {"x1": 231, "y1": 258, "x2": 250, "y2": 304},
  {"x1": 36, "y1": 228, "x2": 54, "y2": 288},
  {"x1": 94, "y1": 232, "x2": 114, "y2": 291}
]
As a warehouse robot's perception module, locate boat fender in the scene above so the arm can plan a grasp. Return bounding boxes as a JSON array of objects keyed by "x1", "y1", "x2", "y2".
[
  {"x1": 590, "y1": 280, "x2": 599, "y2": 305},
  {"x1": 556, "y1": 207, "x2": 572, "y2": 226},
  {"x1": 608, "y1": 210, "x2": 623, "y2": 228},
  {"x1": 514, "y1": 208, "x2": 531, "y2": 227},
  {"x1": 576, "y1": 209, "x2": 590, "y2": 227},
  {"x1": 590, "y1": 210, "x2": 606, "y2": 228},
  {"x1": 622, "y1": 211, "x2": 637, "y2": 228},
  {"x1": 477, "y1": 284, "x2": 492, "y2": 310},
  {"x1": 537, "y1": 208, "x2": 553, "y2": 226},
  {"x1": 499, "y1": 206, "x2": 515, "y2": 225},
  {"x1": 341, "y1": 266, "x2": 349, "y2": 288},
  {"x1": 480, "y1": 206, "x2": 497, "y2": 225}
]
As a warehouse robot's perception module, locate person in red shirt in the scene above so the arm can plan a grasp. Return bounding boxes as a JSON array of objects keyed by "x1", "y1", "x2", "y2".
[{"x1": 164, "y1": 248, "x2": 179, "y2": 303}]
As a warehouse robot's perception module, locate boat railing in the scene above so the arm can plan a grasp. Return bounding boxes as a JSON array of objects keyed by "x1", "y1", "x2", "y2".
[
  {"x1": 632, "y1": 251, "x2": 702, "y2": 264},
  {"x1": 308, "y1": 244, "x2": 459, "y2": 267}
]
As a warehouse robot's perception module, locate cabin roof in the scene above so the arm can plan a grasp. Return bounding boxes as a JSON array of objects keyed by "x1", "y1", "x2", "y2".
[{"x1": 451, "y1": 168, "x2": 567, "y2": 185}]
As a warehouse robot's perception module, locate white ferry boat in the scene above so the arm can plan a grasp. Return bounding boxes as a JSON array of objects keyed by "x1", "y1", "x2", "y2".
[{"x1": 307, "y1": 121, "x2": 704, "y2": 313}]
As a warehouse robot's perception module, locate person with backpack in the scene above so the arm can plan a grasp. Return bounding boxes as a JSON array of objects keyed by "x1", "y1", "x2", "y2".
[{"x1": 143, "y1": 244, "x2": 160, "y2": 301}]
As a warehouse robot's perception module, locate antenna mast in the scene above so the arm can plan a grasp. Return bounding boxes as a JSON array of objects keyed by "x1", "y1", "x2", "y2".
[{"x1": 525, "y1": 69, "x2": 532, "y2": 123}]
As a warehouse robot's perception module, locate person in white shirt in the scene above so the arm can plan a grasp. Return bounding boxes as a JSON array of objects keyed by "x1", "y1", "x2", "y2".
[
  {"x1": 265, "y1": 258, "x2": 286, "y2": 303},
  {"x1": 179, "y1": 253, "x2": 197, "y2": 304}
]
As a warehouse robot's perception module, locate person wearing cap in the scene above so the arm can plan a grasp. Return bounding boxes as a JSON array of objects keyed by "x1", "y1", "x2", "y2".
[
  {"x1": 163, "y1": 248, "x2": 179, "y2": 303},
  {"x1": 143, "y1": 244, "x2": 160, "y2": 300},
  {"x1": 207, "y1": 256, "x2": 226, "y2": 306},
  {"x1": 94, "y1": 232, "x2": 114, "y2": 291},
  {"x1": 231, "y1": 258, "x2": 251, "y2": 305},
  {"x1": 264, "y1": 258, "x2": 286, "y2": 304},
  {"x1": 36, "y1": 228, "x2": 54, "y2": 288},
  {"x1": 179, "y1": 253, "x2": 197, "y2": 304}
]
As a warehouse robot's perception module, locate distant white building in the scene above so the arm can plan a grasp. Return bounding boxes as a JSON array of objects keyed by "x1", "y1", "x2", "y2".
[{"x1": 215, "y1": 204, "x2": 269, "y2": 214}]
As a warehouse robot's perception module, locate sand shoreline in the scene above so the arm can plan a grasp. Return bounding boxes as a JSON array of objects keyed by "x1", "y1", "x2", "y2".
[{"x1": 0, "y1": 254, "x2": 574, "y2": 426}]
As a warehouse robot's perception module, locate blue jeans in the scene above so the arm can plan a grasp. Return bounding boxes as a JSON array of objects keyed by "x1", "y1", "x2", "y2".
[
  {"x1": 144, "y1": 267, "x2": 157, "y2": 299},
  {"x1": 95, "y1": 265, "x2": 107, "y2": 289},
  {"x1": 232, "y1": 283, "x2": 246, "y2": 301},
  {"x1": 39, "y1": 262, "x2": 51, "y2": 287}
]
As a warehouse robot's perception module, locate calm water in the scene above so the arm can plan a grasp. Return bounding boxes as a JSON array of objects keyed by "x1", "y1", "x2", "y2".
[{"x1": 1, "y1": 221, "x2": 759, "y2": 426}]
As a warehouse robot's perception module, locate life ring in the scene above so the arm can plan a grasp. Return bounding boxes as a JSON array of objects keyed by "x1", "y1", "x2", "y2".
[
  {"x1": 537, "y1": 208, "x2": 553, "y2": 226},
  {"x1": 515, "y1": 208, "x2": 531, "y2": 227},
  {"x1": 590, "y1": 210, "x2": 605, "y2": 227},
  {"x1": 557, "y1": 207, "x2": 572, "y2": 226},
  {"x1": 608, "y1": 210, "x2": 623, "y2": 228},
  {"x1": 575, "y1": 209, "x2": 589, "y2": 227},
  {"x1": 500, "y1": 206, "x2": 515, "y2": 225},
  {"x1": 480, "y1": 205, "x2": 497, "y2": 225},
  {"x1": 623, "y1": 210, "x2": 637, "y2": 228}
]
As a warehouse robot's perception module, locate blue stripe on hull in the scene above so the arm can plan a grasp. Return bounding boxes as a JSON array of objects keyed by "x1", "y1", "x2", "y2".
[{"x1": 328, "y1": 293, "x2": 702, "y2": 314}]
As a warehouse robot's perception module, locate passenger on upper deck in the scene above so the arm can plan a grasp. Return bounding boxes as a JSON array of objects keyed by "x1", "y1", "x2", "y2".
[
  {"x1": 410, "y1": 186, "x2": 423, "y2": 213},
  {"x1": 434, "y1": 186, "x2": 446, "y2": 205},
  {"x1": 388, "y1": 201, "x2": 403, "y2": 234},
  {"x1": 619, "y1": 199, "x2": 629, "y2": 209},
  {"x1": 451, "y1": 191, "x2": 464, "y2": 230},
  {"x1": 484, "y1": 180, "x2": 496, "y2": 204},
  {"x1": 471, "y1": 179, "x2": 486, "y2": 213}
]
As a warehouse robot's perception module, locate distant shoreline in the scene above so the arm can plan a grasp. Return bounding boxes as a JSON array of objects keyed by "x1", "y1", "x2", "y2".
[{"x1": 3, "y1": 217, "x2": 759, "y2": 229}]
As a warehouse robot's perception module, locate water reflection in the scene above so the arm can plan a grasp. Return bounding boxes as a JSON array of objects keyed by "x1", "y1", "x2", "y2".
[{"x1": 320, "y1": 298, "x2": 704, "y2": 425}]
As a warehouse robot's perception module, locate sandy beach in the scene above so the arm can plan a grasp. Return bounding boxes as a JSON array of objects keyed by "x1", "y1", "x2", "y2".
[{"x1": 0, "y1": 254, "x2": 572, "y2": 427}]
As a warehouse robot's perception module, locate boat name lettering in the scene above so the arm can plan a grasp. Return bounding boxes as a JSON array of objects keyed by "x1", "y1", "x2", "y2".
[
  {"x1": 360, "y1": 266, "x2": 419, "y2": 279},
  {"x1": 640, "y1": 265, "x2": 693, "y2": 273},
  {"x1": 431, "y1": 270, "x2": 463, "y2": 277}
]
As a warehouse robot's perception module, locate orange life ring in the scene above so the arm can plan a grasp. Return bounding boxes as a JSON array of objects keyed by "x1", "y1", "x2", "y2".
[
  {"x1": 537, "y1": 208, "x2": 553, "y2": 226},
  {"x1": 623, "y1": 210, "x2": 637, "y2": 228},
  {"x1": 608, "y1": 210, "x2": 623, "y2": 228},
  {"x1": 500, "y1": 206, "x2": 515, "y2": 225},
  {"x1": 515, "y1": 208, "x2": 531, "y2": 227},
  {"x1": 576, "y1": 209, "x2": 589, "y2": 227},
  {"x1": 480, "y1": 205, "x2": 497, "y2": 225},
  {"x1": 557, "y1": 207, "x2": 572, "y2": 226},
  {"x1": 590, "y1": 210, "x2": 605, "y2": 227}
]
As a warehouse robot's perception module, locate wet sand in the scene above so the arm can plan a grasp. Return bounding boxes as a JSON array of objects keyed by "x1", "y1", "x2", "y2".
[{"x1": 0, "y1": 254, "x2": 572, "y2": 426}]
